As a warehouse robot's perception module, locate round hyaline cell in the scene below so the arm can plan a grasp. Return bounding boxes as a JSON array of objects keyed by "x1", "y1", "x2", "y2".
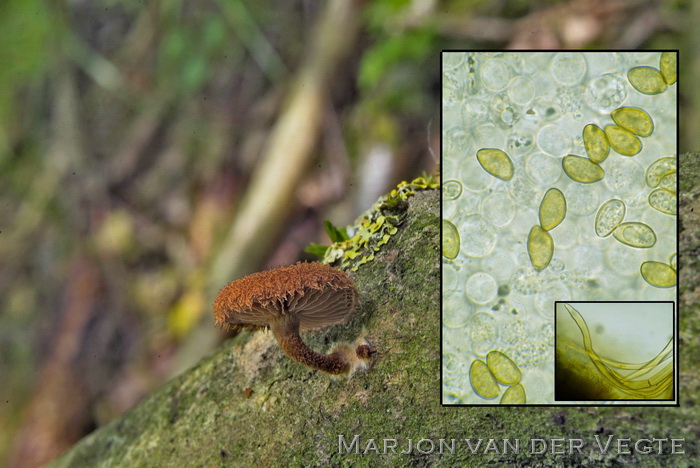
[
  {"x1": 442, "y1": 180, "x2": 463, "y2": 200},
  {"x1": 482, "y1": 192, "x2": 515, "y2": 227},
  {"x1": 507, "y1": 75, "x2": 536, "y2": 105},
  {"x1": 605, "y1": 242, "x2": 644, "y2": 276},
  {"x1": 460, "y1": 214, "x2": 497, "y2": 257},
  {"x1": 446, "y1": 190, "x2": 480, "y2": 219},
  {"x1": 549, "y1": 221, "x2": 577, "y2": 249},
  {"x1": 481, "y1": 251, "x2": 518, "y2": 282},
  {"x1": 443, "y1": 293, "x2": 474, "y2": 328},
  {"x1": 585, "y1": 73, "x2": 627, "y2": 113},
  {"x1": 443, "y1": 263, "x2": 459, "y2": 293},
  {"x1": 444, "y1": 126, "x2": 469, "y2": 152},
  {"x1": 537, "y1": 125, "x2": 571, "y2": 156},
  {"x1": 565, "y1": 183, "x2": 599, "y2": 216},
  {"x1": 469, "y1": 312, "x2": 499, "y2": 356},
  {"x1": 466, "y1": 272, "x2": 498, "y2": 305},
  {"x1": 443, "y1": 53, "x2": 465, "y2": 71},
  {"x1": 443, "y1": 353, "x2": 462, "y2": 374},
  {"x1": 526, "y1": 152, "x2": 561, "y2": 185},
  {"x1": 507, "y1": 174, "x2": 540, "y2": 208},
  {"x1": 489, "y1": 95, "x2": 518, "y2": 127},
  {"x1": 550, "y1": 52, "x2": 587, "y2": 86},
  {"x1": 472, "y1": 123, "x2": 502, "y2": 148},
  {"x1": 604, "y1": 157, "x2": 644, "y2": 197},
  {"x1": 480, "y1": 57, "x2": 513, "y2": 92},
  {"x1": 460, "y1": 155, "x2": 494, "y2": 192}
]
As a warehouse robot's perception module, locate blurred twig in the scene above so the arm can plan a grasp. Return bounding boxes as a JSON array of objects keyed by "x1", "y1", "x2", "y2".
[
  {"x1": 219, "y1": 0, "x2": 289, "y2": 82},
  {"x1": 67, "y1": 31, "x2": 126, "y2": 92}
]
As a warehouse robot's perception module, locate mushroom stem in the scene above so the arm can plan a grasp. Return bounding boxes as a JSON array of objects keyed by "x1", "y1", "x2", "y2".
[{"x1": 270, "y1": 315, "x2": 363, "y2": 375}]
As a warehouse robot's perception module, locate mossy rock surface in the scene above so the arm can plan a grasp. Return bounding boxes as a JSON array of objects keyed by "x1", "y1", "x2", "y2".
[{"x1": 52, "y1": 179, "x2": 700, "y2": 467}]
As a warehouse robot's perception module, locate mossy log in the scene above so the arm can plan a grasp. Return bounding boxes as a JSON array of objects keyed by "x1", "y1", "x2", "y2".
[{"x1": 52, "y1": 177, "x2": 699, "y2": 466}]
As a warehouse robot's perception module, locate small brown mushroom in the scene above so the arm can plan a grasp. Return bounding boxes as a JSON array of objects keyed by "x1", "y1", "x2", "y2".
[{"x1": 214, "y1": 262, "x2": 373, "y2": 376}]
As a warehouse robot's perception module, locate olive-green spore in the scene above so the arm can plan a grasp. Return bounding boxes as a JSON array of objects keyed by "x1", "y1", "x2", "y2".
[
  {"x1": 582, "y1": 124, "x2": 610, "y2": 163},
  {"x1": 442, "y1": 219, "x2": 460, "y2": 259},
  {"x1": 476, "y1": 148, "x2": 514, "y2": 181},
  {"x1": 660, "y1": 52, "x2": 677, "y2": 85},
  {"x1": 627, "y1": 66, "x2": 667, "y2": 95},
  {"x1": 640, "y1": 261, "x2": 676, "y2": 288},
  {"x1": 500, "y1": 383, "x2": 526, "y2": 404},
  {"x1": 527, "y1": 225, "x2": 554, "y2": 270},
  {"x1": 487, "y1": 350, "x2": 521, "y2": 386},
  {"x1": 538, "y1": 188, "x2": 566, "y2": 231},
  {"x1": 611, "y1": 107, "x2": 654, "y2": 137},
  {"x1": 469, "y1": 359, "x2": 500, "y2": 399},
  {"x1": 605, "y1": 125, "x2": 642, "y2": 156},
  {"x1": 562, "y1": 155, "x2": 604, "y2": 183}
]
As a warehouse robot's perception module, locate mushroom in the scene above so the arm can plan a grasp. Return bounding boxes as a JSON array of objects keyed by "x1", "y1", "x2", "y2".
[{"x1": 214, "y1": 262, "x2": 374, "y2": 376}]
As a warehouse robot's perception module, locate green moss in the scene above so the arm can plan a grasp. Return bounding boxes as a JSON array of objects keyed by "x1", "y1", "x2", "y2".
[{"x1": 679, "y1": 152, "x2": 700, "y2": 193}]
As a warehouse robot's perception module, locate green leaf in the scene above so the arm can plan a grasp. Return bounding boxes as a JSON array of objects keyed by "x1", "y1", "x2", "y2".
[
  {"x1": 323, "y1": 220, "x2": 349, "y2": 243},
  {"x1": 304, "y1": 243, "x2": 329, "y2": 258}
]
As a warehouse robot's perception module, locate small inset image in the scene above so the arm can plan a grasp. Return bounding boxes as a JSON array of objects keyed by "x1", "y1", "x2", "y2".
[{"x1": 555, "y1": 302, "x2": 675, "y2": 403}]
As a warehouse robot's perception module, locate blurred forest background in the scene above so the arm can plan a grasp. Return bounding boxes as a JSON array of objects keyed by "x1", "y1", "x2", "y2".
[{"x1": 0, "y1": 0, "x2": 696, "y2": 466}]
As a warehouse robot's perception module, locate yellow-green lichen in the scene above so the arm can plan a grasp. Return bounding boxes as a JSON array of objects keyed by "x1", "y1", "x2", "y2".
[{"x1": 321, "y1": 176, "x2": 439, "y2": 271}]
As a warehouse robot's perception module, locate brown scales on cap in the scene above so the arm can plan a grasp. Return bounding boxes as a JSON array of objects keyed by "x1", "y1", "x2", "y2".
[{"x1": 213, "y1": 262, "x2": 373, "y2": 376}]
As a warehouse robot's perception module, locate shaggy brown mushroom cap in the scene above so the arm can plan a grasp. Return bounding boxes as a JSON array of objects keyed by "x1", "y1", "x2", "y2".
[{"x1": 213, "y1": 262, "x2": 358, "y2": 332}]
